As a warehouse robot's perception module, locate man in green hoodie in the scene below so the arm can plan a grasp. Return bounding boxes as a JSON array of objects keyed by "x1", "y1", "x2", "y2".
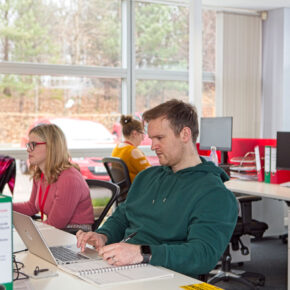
[{"x1": 77, "y1": 99, "x2": 238, "y2": 277}]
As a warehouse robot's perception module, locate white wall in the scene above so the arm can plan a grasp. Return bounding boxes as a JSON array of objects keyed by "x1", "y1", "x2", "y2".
[
  {"x1": 216, "y1": 12, "x2": 262, "y2": 138},
  {"x1": 283, "y1": 9, "x2": 290, "y2": 132},
  {"x1": 262, "y1": 8, "x2": 290, "y2": 138}
]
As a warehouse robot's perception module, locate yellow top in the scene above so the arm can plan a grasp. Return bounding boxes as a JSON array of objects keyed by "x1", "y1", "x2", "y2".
[{"x1": 112, "y1": 143, "x2": 151, "y2": 182}]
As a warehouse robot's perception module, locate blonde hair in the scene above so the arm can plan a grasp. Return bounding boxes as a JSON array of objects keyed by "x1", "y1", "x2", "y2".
[{"x1": 29, "y1": 123, "x2": 79, "y2": 184}]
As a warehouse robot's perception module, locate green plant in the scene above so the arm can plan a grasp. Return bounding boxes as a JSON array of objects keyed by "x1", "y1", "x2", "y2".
[{"x1": 91, "y1": 197, "x2": 110, "y2": 207}]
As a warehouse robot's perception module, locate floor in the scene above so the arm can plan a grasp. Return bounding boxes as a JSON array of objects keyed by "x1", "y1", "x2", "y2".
[{"x1": 210, "y1": 237, "x2": 287, "y2": 290}]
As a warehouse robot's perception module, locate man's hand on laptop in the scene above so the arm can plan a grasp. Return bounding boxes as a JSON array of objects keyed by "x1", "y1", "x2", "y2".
[{"x1": 76, "y1": 230, "x2": 107, "y2": 252}]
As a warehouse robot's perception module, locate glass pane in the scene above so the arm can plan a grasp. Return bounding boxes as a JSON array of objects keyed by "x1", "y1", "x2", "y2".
[
  {"x1": 0, "y1": 0, "x2": 121, "y2": 67},
  {"x1": 0, "y1": 74, "x2": 121, "y2": 147},
  {"x1": 202, "y1": 9, "x2": 216, "y2": 73},
  {"x1": 135, "y1": 80, "x2": 188, "y2": 112},
  {"x1": 202, "y1": 9, "x2": 216, "y2": 118},
  {"x1": 202, "y1": 82, "x2": 215, "y2": 117},
  {"x1": 135, "y1": 2, "x2": 189, "y2": 70}
]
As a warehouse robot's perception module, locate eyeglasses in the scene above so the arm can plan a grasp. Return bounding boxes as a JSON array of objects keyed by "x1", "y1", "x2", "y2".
[{"x1": 25, "y1": 141, "x2": 46, "y2": 151}]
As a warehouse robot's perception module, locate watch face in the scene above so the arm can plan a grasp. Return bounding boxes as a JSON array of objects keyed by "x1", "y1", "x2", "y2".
[{"x1": 141, "y1": 245, "x2": 151, "y2": 255}]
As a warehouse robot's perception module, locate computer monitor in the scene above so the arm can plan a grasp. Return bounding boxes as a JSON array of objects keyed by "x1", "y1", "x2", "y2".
[
  {"x1": 276, "y1": 131, "x2": 290, "y2": 170},
  {"x1": 199, "y1": 116, "x2": 233, "y2": 165}
]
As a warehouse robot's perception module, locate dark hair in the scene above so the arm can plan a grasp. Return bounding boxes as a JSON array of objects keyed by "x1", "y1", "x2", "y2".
[
  {"x1": 143, "y1": 99, "x2": 199, "y2": 143},
  {"x1": 120, "y1": 115, "x2": 143, "y2": 137}
]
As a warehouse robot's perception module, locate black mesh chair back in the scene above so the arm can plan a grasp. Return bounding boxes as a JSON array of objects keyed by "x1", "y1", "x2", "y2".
[
  {"x1": 86, "y1": 179, "x2": 120, "y2": 231},
  {"x1": 0, "y1": 155, "x2": 16, "y2": 194},
  {"x1": 208, "y1": 195, "x2": 268, "y2": 288},
  {"x1": 102, "y1": 157, "x2": 131, "y2": 204}
]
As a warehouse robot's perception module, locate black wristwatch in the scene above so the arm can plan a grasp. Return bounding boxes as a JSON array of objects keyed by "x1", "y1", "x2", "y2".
[{"x1": 141, "y1": 245, "x2": 152, "y2": 263}]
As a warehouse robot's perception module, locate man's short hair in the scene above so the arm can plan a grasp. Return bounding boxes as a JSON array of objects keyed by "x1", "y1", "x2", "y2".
[{"x1": 143, "y1": 99, "x2": 199, "y2": 143}]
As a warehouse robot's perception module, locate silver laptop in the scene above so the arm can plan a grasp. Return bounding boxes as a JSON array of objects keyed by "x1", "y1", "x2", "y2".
[{"x1": 13, "y1": 211, "x2": 98, "y2": 265}]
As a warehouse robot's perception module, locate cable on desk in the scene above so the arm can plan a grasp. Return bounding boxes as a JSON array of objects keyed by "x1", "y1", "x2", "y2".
[
  {"x1": 13, "y1": 255, "x2": 29, "y2": 281},
  {"x1": 13, "y1": 249, "x2": 28, "y2": 254}
]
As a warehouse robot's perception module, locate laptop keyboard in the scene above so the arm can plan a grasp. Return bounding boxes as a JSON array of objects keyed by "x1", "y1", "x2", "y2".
[{"x1": 49, "y1": 246, "x2": 89, "y2": 262}]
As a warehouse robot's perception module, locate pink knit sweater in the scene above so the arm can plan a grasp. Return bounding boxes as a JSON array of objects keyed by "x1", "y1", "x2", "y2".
[{"x1": 13, "y1": 167, "x2": 94, "y2": 229}]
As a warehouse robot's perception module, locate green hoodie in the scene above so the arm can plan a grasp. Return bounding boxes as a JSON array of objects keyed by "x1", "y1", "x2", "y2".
[{"x1": 97, "y1": 158, "x2": 238, "y2": 277}]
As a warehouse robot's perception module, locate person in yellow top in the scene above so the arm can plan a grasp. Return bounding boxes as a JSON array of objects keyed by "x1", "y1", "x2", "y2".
[{"x1": 112, "y1": 115, "x2": 151, "y2": 182}]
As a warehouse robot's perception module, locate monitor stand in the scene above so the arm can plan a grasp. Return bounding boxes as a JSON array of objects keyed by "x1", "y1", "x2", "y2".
[{"x1": 219, "y1": 151, "x2": 231, "y2": 175}]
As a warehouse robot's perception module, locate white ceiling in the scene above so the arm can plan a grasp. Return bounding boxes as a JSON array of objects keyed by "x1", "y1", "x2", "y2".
[{"x1": 202, "y1": 0, "x2": 290, "y2": 11}]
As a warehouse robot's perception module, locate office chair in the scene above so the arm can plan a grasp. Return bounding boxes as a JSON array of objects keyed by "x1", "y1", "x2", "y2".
[
  {"x1": 63, "y1": 179, "x2": 120, "y2": 235},
  {"x1": 0, "y1": 155, "x2": 16, "y2": 194},
  {"x1": 208, "y1": 195, "x2": 268, "y2": 289},
  {"x1": 86, "y1": 179, "x2": 120, "y2": 231},
  {"x1": 102, "y1": 157, "x2": 131, "y2": 205}
]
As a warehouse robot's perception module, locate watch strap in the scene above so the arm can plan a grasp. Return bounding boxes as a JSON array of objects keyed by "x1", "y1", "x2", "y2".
[{"x1": 141, "y1": 245, "x2": 152, "y2": 263}]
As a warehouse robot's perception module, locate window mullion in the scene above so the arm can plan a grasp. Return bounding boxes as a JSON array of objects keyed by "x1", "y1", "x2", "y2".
[{"x1": 0, "y1": 62, "x2": 126, "y2": 78}]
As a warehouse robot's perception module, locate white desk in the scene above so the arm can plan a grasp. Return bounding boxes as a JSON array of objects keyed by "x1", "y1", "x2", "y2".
[
  {"x1": 13, "y1": 224, "x2": 205, "y2": 290},
  {"x1": 225, "y1": 179, "x2": 290, "y2": 290}
]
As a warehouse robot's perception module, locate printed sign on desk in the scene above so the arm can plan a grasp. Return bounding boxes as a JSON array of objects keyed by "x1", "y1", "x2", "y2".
[
  {"x1": 180, "y1": 283, "x2": 223, "y2": 289},
  {"x1": 0, "y1": 195, "x2": 13, "y2": 290}
]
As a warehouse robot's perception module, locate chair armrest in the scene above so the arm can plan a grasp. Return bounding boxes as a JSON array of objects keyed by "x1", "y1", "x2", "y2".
[{"x1": 237, "y1": 195, "x2": 262, "y2": 227}]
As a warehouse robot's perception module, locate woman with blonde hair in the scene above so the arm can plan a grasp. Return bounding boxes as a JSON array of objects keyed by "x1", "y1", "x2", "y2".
[
  {"x1": 13, "y1": 123, "x2": 94, "y2": 232},
  {"x1": 112, "y1": 115, "x2": 151, "y2": 182}
]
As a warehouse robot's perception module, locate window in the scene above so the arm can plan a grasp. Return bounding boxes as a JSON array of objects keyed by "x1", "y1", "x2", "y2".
[
  {"x1": 0, "y1": 73, "x2": 121, "y2": 145},
  {"x1": 0, "y1": 0, "x2": 123, "y2": 147},
  {"x1": 0, "y1": 0, "x2": 122, "y2": 66},
  {"x1": 0, "y1": 1, "x2": 215, "y2": 148},
  {"x1": 135, "y1": 2, "x2": 188, "y2": 70},
  {"x1": 135, "y1": 80, "x2": 188, "y2": 112},
  {"x1": 202, "y1": 9, "x2": 216, "y2": 117}
]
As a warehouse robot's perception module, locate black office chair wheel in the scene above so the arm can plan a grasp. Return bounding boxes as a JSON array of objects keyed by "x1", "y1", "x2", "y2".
[
  {"x1": 241, "y1": 272, "x2": 266, "y2": 287},
  {"x1": 241, "y1": 247, "x2": 249, "y2": 255},
  {"x1": 238, "y1": 237, "x2": 250, "y2": 255},
  {"x1": 279, "y1": 234, "x2": 288, "y2": 244},
  {"x1": 257, "y1": 276, "x2": 265, "y2": 287}
]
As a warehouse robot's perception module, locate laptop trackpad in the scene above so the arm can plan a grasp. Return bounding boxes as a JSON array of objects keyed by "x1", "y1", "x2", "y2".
[{"x1": 64, "y1": 244, "x2": 101, "y2": 259}]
